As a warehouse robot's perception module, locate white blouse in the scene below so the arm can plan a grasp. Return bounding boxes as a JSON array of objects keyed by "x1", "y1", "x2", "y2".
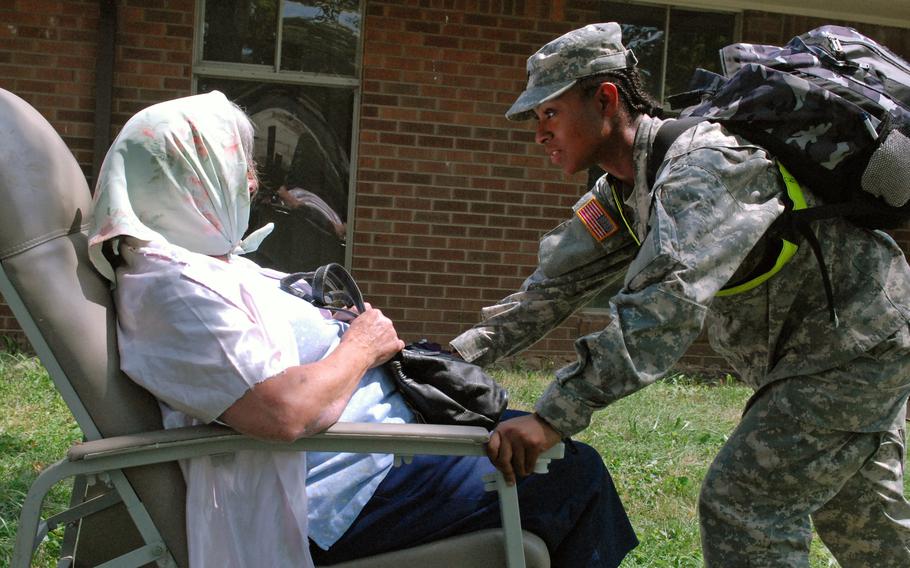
[{"x1": 114, "y1": 241, "x2": 412, "y2": 566}]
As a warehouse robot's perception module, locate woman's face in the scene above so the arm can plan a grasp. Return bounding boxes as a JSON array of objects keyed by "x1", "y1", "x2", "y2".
[{"x1": 532, "y1": 86, "x2": 607, "y2": 175}]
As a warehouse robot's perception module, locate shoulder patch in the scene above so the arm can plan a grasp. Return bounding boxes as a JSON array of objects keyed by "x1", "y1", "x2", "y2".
[{"x1": 575, "y1": 197, "x2": 619, "y2": 242}]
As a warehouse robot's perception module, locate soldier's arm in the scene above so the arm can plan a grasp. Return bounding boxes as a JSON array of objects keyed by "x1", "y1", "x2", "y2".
[{"x1": 452, "y1": 179, "x2": 637, "y2": 366}]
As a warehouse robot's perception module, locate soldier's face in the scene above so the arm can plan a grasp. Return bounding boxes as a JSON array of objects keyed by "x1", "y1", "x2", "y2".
[{"x1": 533, "y1": 87, "x2": 606, "y2": 175}]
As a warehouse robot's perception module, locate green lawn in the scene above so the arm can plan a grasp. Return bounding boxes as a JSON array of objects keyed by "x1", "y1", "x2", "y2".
[
  {"x1": 0, "y1": 351, "x2": 82, "y2": 567},
  {"x1": 491, "y1": 367, "x2": 861, "y2": 567},
  {"x1": 1, "y1": 349, "x2": 906, "y2": 566}
]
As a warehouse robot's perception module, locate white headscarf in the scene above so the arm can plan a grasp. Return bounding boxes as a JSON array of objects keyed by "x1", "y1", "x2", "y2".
[{"x1": 88, "y1": 91, "x2": 272, "y2": 281}]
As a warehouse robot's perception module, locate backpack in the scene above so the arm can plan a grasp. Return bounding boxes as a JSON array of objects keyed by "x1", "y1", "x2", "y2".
[
  {"x1": 653, "y1": 25, "x2": 910, "y2": 230},
  {"x1": 643, "y1": 26, "x2": 910, "y2": 324}
]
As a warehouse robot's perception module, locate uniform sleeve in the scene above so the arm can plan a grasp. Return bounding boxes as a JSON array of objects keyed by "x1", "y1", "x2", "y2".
[
  {"x1": 536, "y1": 148, "x2": 786, "y2": 436},
  {"x1": 451, "y1": 181, "x2": 638, "y2": 366},
  {"x1": 116, "y1": 260, "x2": 297, "y2": 423}
]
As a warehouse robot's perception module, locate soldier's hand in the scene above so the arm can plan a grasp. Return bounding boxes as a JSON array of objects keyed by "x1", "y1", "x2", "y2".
[{"x1": 486, "y1": 413, "x2": 562, "y2": 485}]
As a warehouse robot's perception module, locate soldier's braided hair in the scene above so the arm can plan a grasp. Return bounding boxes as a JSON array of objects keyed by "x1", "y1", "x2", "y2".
[{"x1": 578, "y1": 68, "x2": 663, "y2": 118}]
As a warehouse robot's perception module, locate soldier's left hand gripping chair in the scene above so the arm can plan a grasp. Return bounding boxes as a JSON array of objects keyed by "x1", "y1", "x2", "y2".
[{"x1": 0, "y1": 88, "x2": 562, "y2": 568}]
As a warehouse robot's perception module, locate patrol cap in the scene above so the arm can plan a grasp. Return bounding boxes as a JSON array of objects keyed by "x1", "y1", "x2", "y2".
[{"x1": 506, "y1": 22, "x2": 637, "y2": 121}]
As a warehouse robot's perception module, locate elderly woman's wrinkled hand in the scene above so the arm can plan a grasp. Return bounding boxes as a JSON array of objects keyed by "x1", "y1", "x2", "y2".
[{"x1": 340, "y1": 303, "x2": 405, "y2": 368}]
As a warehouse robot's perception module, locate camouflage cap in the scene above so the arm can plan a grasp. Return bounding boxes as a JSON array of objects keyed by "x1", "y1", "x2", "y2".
[{"x1": 506, "y1": 22, "x2": 637, "y2": 121}]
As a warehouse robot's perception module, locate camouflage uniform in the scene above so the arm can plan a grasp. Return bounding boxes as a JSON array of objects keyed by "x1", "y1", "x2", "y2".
[{"x1": 452, "y1": 99, "x2": 910, "y2": 564}]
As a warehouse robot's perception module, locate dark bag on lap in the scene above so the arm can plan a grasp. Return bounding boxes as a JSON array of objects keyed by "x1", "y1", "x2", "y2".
[
  {"x1": 280, "y1": 263, "x2": 508, "y2": 429},
  {"x1": 387, "y1": 341, "x2": 508, "y2": 430}
]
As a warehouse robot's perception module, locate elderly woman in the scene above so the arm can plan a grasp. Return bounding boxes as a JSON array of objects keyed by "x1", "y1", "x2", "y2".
[{"x1": 88, "y1": 92, "x2": 636, "y2": 568}]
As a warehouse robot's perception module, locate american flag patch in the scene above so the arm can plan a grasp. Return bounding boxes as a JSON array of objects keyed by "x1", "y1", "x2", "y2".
[{"x1": 576, "y1": 197, "x2": 619, "y2": 242}]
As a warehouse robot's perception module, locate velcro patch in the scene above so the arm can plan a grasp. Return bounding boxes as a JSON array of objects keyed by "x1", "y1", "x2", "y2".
[{"x1": 576, "y1": 197, "x2": 619, "y2": 242}]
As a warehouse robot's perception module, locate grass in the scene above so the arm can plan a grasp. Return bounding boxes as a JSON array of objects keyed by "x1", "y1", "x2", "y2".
[
  {"x1": 490, "y1": 366, "x2": 897, "y2": 568},
  {"x1": 1, "y1": 349, "x2": 905, "y2": 567},
  {"x1": 0, "y1": 351, "x2": 82, "y2": 567}
]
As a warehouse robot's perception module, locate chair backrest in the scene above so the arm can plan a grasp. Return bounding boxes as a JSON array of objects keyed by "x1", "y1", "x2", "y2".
[{"x1": 0, "y1": 88, "x2": 189, "y2": 566}]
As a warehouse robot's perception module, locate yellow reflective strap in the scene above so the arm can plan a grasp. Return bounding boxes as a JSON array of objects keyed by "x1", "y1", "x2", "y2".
[
  {"x1": 777, "y1": 163, "x2": 808, "y2": 212},
  {"x1": 715, "y1": 239, "x2": 799, "y2": 296},
  {"x1": 716, "y1": 162, "x2": 805, "y2": 296},
  {"x1": 610, "y1": 180, "x2": 641, "y2": 246}
]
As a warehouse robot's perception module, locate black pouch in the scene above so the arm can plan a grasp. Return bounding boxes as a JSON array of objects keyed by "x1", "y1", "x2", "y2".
[{"x1": 387, "y1": 341, "x2": 508, "y2": 430}]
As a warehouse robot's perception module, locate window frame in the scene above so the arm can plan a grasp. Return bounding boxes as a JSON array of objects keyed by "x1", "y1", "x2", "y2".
[{"x1": 191, "y1": 0, "x2": 365, "y2": 268}]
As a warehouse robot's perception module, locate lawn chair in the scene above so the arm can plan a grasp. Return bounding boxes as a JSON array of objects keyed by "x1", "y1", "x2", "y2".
[{"x1": 0, "y1": 87, "x2": 562, "y2": 568}]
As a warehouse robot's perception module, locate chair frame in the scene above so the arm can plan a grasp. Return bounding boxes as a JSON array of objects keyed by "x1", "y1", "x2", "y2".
[{"x1": 3, "y1": 263, "x2": 563, "y2": 568}]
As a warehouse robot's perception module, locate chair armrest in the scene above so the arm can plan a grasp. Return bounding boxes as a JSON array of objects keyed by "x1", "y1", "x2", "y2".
[
  {"x1": 21, "y1": 423, "x2": 561, "y2": 568},
  {"x1": 67, "y1": 421, "x2": 563, "y2": 466},
  {"x1": 68, "y1": 422, "x2": 489, "y2": 462}
]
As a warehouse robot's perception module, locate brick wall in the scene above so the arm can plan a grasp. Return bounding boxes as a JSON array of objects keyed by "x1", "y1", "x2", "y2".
[
  {"x1": 0, "y1": 0, "x2": 194, "y2": 348},
  {"x1": 0, "y1": 1, "x2": 101, "y2": 180},
  {"x1": 354, "y1": 0, "x2": 602, "y2": 367}
]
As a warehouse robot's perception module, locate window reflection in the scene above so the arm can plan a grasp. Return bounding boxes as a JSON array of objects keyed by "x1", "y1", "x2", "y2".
[
  {"x1": 281, "y1": 0, "x2": 361, "y2": 75},
  {"x1": 665, "y1": 9, "x2": 735, "y2": 98},
  {"x1": 601, "y1": 2, "x2": 666, "y2": 98},
  {"x1": 203, "y1": 0, "x2": 277, "y2": 66},
  {"x1": 198, "y1": 78, "x2": 354, "y2": 273},
  {"x1": 600, "y1": 1, "x2": 736, "y2": 102}
]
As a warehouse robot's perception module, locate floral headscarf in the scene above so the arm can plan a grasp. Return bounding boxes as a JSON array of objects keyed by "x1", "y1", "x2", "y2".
[{"x1": 88, "y1": 91, "x2": 272, "y2": 281}]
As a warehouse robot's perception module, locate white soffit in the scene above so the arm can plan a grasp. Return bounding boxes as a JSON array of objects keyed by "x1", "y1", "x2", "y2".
[{"x1": 636, "y1": 0, "x2": 910, "y2": 29}]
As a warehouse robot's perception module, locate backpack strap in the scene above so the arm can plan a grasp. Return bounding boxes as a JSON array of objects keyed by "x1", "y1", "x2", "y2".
[
  {"x1": 311, "y1": 262, "x2": 366, "y2": 313},
  {"x1": 647, "y1": 116, "x2": 708, "y2": 188}
]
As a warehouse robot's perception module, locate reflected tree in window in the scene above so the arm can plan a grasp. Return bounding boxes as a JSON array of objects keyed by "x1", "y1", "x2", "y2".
[
  {"x1": 198, "y1": 78, "x2": 354, "y2": 272},
  {"x1": 665, "y1": 9, "x2": 735, "y2": 97},
  {"x1": 282, "y1": 0, "x2": 361, "y2": 75},
  {"x1": 619, "y1": 24, "x2": 664, "y2": 97},
  {"x1": 197, "y1": 0, "x2": 362, "y2": 272},
  {"x1": 601, "y1": 1, "x2": 736, "y2": 102}
]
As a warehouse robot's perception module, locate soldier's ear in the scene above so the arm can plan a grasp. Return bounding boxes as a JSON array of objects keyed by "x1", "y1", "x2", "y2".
[{"x1": 595, "y1": 82, "x2": 620, "y2": 118}]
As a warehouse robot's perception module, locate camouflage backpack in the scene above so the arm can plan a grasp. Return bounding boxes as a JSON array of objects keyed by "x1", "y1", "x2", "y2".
[
  {"x1": 644, "y1": 26, "x2": 910, "y2": 324},
  {"x1": 658, "y1": 25, "x2": 910, "y2": 230}
]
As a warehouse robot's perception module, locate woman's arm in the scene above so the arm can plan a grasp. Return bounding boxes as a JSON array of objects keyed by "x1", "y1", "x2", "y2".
[{"x1": 220, "y1": 306, "x2": 404, "y2": 442}]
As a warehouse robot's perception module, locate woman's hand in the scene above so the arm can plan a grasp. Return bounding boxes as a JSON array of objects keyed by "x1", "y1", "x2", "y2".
[
  {"x1": 222, "y1": 303, "x2": 403, "y2": 441},
  {"x1": 339, "y1": 303, "x2": 404, "y2": 368}
]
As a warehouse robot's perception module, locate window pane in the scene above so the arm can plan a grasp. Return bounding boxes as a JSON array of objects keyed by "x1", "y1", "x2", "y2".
[
  {"x1": 601, "y1": 1, "x2": 666, "y2": 99},
  {"x1": 198, "y1": 78, "x2": 354, "y2": 273},
  {"x1": 203, "y1": 0, "x2": 277, "y2": 66},
  {"x1": 665, "y1": 9, "x2": 736, "y2": 98},
  {"x1": 281, "y1": 0, "x2": 361, "y2": 76}
]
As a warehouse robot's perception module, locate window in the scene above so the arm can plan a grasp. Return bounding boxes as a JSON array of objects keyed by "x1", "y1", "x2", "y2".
[
  {"x1": 193, "y1": 0, "x2": 363, "y2": 273},
  {"x1": 601, "y1": 1, "x2": 739, "y2": 102}
]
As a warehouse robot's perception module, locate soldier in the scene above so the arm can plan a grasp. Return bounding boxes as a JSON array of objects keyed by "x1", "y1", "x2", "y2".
[{"x1": 451, "y1": 22, "x2": 910, "y2": 566}]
